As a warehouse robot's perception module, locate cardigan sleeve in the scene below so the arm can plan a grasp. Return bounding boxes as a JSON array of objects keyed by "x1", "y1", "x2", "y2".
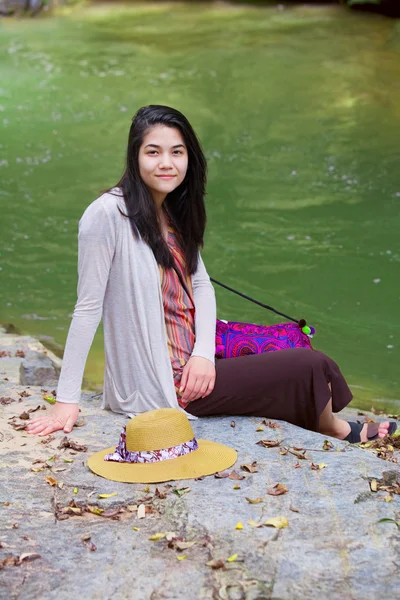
[
  {"x1": 56, "y1": 199, "x2": 116, "y2": 404},
  {"x1": 190, "y1": 253, "x2": 216, "y2": 364}
]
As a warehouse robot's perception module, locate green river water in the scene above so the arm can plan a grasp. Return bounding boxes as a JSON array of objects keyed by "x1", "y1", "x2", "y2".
[{"x1": 1, "y1": 2, "x2": 399, "y2": 411}]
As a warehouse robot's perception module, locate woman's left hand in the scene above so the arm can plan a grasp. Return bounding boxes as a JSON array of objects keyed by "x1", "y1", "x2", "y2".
[{"x1": 179, "y1": 356, "x2": 216, "y2": 403}]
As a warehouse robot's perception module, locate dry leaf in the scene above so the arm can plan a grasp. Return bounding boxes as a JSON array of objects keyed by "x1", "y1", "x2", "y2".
[
  {"x1": 323, "y1": 439, "x2": 334, "y2": 450},
  {"x1": 58, "y1": 437, "x2": 88, "y2": 452},
  {"x1": 241, "y1": 461, "x2": 258, "y2": 473},
  {"x1": 370, "y1": 479, "x2": 378, "y2": 492},
  {"x1": 230, "y1": 421, "x2": 236, "y2": 428},
  {"x1": 98, "y1": 492, "x2": 118, "y2": 499},
  {"x1": 149, "y1": 532, "x2": 168, "y2": 541},
  {"x1": 86, "y1": 505, "x2": 104, "y2": 515},
  {"x1": 256, "y1": 439, "x2": 280, "y2": 448},
  {"x1": 267, "y1": 483, "x2": 288, "y2": 496},
  {"x1": 137, "y1": 504, "x2": 146, "y2": 519},
  {"x1": 177, "y1": 554, "x2": 187, "y2": 561},
  {"x1": 294, "y1": 462, "x2": 301, "y2": 469},
  {"x1": 245, "y1": 497, "x2": 264, "y2": 504},
  {"x1": 317, "y1": 463, "x2": 328, "y2": 470},
  {"x1": 256, "y1": 426, "x2": 264, "y2": 432},
  {"x1": 289, "y1": 505, "x2": 300, "y2": 513},
  {"x1": 263, "y1": 516, "x2": 289, "y2": 529},
  {"x1": 45, "y1": 476, "x2": 57, "y2": 487},
  {"x1": 228, "y1": 470, "x2": 245, "y2": 481},
  {"x1": 215, "y1": 471, "x2": 230, "y2": 479},
  {"x1": 248, "y1": 519, "x2": 263, "y2": 528},
  {"x1": 233, "y1": 484, "x2": 241, "y2": 490},
  {"x1": 227, "y1": 554, "x2": 238, "y2": 562},
  {"x1": 235, "y1": 522, "x2": 243, "y2": 530},
  {"x1": 384, "y1": 495, "x2": 393, "y2": 502},
  {"x1": 132, "y1": 526, "x2": 139, "y2": 531},
  {"x1": 18, "y1": 411, "x2": 30, "y2": 420},
  {"x1": 173, "y1": 487, "x2": 191, "y2": 496},
  {"x1": 206, "y1": 559, "x2": 225, "y2": 569},
  {"x1": 0, "y1": 397, "x2": 15, "y2": 405},
  {"x1": 19, "y1": 553, "x2": 41, "y2": 563},
  {"x1": 73, "y1": 487, "x2": 78, "y2": 494}
]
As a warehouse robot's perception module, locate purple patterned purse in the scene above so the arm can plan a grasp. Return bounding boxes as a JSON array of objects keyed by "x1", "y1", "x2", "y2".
[{"x1": 215, "y1": 319, "x2": 313, "y2": 359}]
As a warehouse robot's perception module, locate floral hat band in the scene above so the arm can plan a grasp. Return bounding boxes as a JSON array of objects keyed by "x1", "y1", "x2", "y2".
[
  {"x1": 87, "y1": 408, "x2": 237, "y2": 483},
  {"x1": 104, "y1": 428, "x2": 199, "y2": 464}
]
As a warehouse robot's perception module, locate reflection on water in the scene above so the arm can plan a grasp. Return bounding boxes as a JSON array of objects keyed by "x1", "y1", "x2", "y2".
[{"x1": 0, "y1": 3, "x2": 399, "y2": 410}]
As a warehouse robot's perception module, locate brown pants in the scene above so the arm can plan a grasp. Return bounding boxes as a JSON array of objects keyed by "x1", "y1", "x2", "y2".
[{"x1": 186, "y1": 348, "x2": 353, "y2": 432}]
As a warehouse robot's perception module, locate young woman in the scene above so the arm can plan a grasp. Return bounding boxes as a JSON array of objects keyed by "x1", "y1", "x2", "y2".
[{"x1": 27, "y1": 105, "x2": 395, "y2": 443}]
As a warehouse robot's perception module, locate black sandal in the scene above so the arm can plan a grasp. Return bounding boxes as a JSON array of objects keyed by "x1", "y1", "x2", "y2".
[{"x1": 344, "y1": 421, "x2": 397, "y2": 444}]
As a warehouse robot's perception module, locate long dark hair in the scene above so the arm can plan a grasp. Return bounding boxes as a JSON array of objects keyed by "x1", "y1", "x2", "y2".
[{"x1": 111, "y1": 105, "x2": 207, "y2": 275}]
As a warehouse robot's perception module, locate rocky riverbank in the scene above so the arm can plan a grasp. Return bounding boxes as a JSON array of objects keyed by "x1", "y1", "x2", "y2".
[{"x1": 0, "y1": 326, "x2": 399, "y2": 599}]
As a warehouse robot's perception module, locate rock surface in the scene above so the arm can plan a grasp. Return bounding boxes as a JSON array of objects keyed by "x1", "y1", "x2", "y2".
[
  {"x1": 0, "y1": 327, "x2": 399, "y2": 599},
  {"x1": 1, "y1": 385, "x2": 399, "y2": 600}
]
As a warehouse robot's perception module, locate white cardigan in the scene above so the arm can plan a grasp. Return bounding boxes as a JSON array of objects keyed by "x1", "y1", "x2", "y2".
[{"x1": 56, "y1": 190, "x2": 216, "y2": 417}]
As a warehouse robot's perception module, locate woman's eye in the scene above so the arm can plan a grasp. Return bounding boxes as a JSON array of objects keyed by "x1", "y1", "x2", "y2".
[
  {"x1": 173, "y1": 150, "x2": 183, "y2": 155},
  {"x1": 147, "y1": 151, "x2": 157, "y2": 155}
]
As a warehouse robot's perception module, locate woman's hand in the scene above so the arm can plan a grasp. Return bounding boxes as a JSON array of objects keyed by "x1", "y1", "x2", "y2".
[
  {"x1": 26, "y1": 402, "x2": 80, "y2": 437},
  {"x1": 180, "y1": 356, "x2": 216, "y2": 403}
]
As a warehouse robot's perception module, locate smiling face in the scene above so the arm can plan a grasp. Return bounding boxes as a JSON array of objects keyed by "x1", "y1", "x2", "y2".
[{"x1": 138, "y1": 125, "x2": 188, "y2": 207}]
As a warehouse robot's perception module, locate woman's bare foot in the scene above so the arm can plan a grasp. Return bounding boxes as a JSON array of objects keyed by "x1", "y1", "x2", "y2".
[{"x1": 320, "y1": 417, "x2": 391, "y2": 442}]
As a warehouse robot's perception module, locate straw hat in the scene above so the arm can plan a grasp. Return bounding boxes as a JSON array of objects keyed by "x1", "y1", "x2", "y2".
[{"x1": 88, "y1": 408, "x2": 237, "y2": 483}]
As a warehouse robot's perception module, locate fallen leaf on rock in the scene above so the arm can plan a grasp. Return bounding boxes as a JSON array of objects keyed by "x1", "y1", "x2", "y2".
[
  {"x1": 267, "y1": 483, "x2": 288, "y2": 496},
  {"x1": 81, "y1": 533, "x2": 91, "y2": 541},
  {"x1": 27, "y1": 405, "x2": 41, "y2": 413},
  {"x1": 378, "y1": 518, "x2": 400, "y2": 529},
  {"x1": 384, "y1": 495, "x2": 393, "y2": 502},
  {"x1": 46, "y1": 476, "x2": 57, "y2": 487},
  {"x1": 245, "y1": 497, "x2": 264, "y2": 504},
  {"x1": 58, "y1": 437, "x2": 88, "y2": 452},
  {"x1": 233, "y1": 484, "x2": 241, "y2": 490},
  {"x1": 289, "y1": 448, "x2": 307, "y2": 460},
  {"x1": 256, "y1": 439, "x2": 280, "y2": 448},
  {"x1": 173, "y1": 487, "x2": 191, "y2": 496},
  {"x1": 58, "y1": 482, "x2": 64, "y2": 489},
  {"x1": 280, "y1": 447, "x2": 289, "y2": 455},
  {"x1": 256, "y1": 426, "x2": 264, "y2": 432},
  {"x1": 73, "y1": 418, "x2": 86, "y2": 428},
  {"x1": 235, "y1": 522, "x2": 243, "y2": 530},
  {"x1": 19, "y1": 390, "x2": 31, "y2": 398},
  {"x1": 137, "y1": 504, "x2": 146, "y2": 519},
  {"x1": 206, "y1": 559, "x2": 225, "y2": 569},
  {"x1": 227, "y1": 554, "x2": 238, "y2": 562},
  {"x1": 10, "y1": 421, "x2": 27, "y2": 431},
  {"x1": 83, "y1": 539, "x2": 97, "y2": 551},
  {"x1": 370, "y1": 479, "x2": 378, "y2": 492},
  {"x1": 230, "y1": 421, "x2": 236, "y2": 428},
  {"x1": 149, "y1": 532, "x2": 169, "y2": 541},
  {"x1": 294, "y1": 462, "x2": 301, "y2": 469},
  {"x1": 100, "y1": 508, "x2": 122, "y2": 519},
  {"x1": 15, "y1": 350, "x2": 25, "y2": 358},
  {"x1": 73, "y1": 487, "x2": 78, "y2": 494},
  {"x1": 261, "y1": 420, "x2": 280, "y2": 429},
  {"x1": 289, "y1": 505, "x2": 300, "y2": 513},
  {"x1": 323, "y1": 439, "x2": 334, "y2": 451},
  {"x1": 98, "y1": 492, "x2": 118, "y2": 499},
  {"x1": 248, "y1": 519, "x2": 263, "y2": 528},
  {"x1": 263, "y1": 516, "x2": 289, "y2": 529},
  {"x1": 0, "y1": 351, "x2": 11, "y2": 357},
  {"x1": 132, "y1": 527, "x2": 139, "y2": 531},
  {"x1": 174, "y1": 541, "x2": 196, "y2": 551},
  {"x1": 43, "y1": 394, "x2": 56, "y2": 405},
  {"x1": 63, "y1": 458, "x2": 74, "y2": 463},
  {"x1": 177, "y1": 554, "x2": 187, "y2": 561},
  {"x1": 215, "y1": 471, "x2": 229, "y2": 479},
  {"x1": 241, "y1": 461, "x2": 258, "y2": 473},
  {"x1": 229, "y1": 470, "x2": 245, "y2": 481},
  {"x1": 155, "y1": 487, "x2": 169, "y2": 499},
  {"x1": 317, "y1": 463, "x2": 328, "y2": 469},
  {"x1": 0, "y1": 397, "x2": 15, "y2": 405},
  {"x1": 142, "y1": 486, "x2": 150, "y2": 493},
  {"x1": 87, "y1": 505, "x2": 104, "y2": 515},
  {"x1": 19, "y1": 552, "x2": 41, "y2": 563},
  {"x1": 40, "y1": 434, "x2": 55, "y2": 445}
]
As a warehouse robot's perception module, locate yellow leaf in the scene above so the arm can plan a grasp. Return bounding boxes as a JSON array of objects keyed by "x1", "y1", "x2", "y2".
[
  {"x1": 87, "y1": 505, "x2": 104, "y2": 515},
  {"x1": 73, "y1": 487, "x2": 78, "y2": 494},
  {"x1": 248, "y1": 519, "x2": 263, "y2": 528},
  {"x1": 137, "y1": 504, "x2": 146, "y2": 519},
  {"x1": 245, "y1": 497, "x2": 264, "y2": 504},
  {"x1": 127, "y1": 504, "x2": 138, "y2": 512},
  {"x1": 384, "y1": 495, "x2": 393, "y2": 503},
  {"x1": 256, "y1": 426, "x2": 264, "y2": 432},
  {"x1": 132, "y1": 527, "x2": 139, "y2": 531},
  {"x1": 227, "y1": 554, "x2": 238, "y2": 563},
  {"x1": 43, "y1": 394, "x2": 56, "y2": 405},
  {"x1": 235, "y1": 522, "x2": 243, "y2": 530},
  {"x1": 177, "y1": 554, "x2": 187, "y2": 561},
  {"x1": 263, "y1": 516, "x2": 289, "y2": 529},
  {"x1": 98, "y1": 492, "x2": 118, "y2": 499},
  {"x1": 58, "y1": 482, "x2": 64, "y2": 489},
  {"x1": 370, "y1": 479, "x2": 378, "y2": 492},
  {"x1": 63, "y1": 458, "x2": 74, "y2": 463},
  {"x1": 148, "y1": 532, "x2": 167, "y2": 541},
  {"x1": 143, "y1": 486, "x2": 150, "y2": 493},
  {"x1": 233, "y1": 484, "x2": 241, "y2": 490},
  {"x1": 386, "y1": 445, "x2": 394, "y2": 452},
  {"x1": 318, "y1": 463, "x2": 328, "y2": 470},
  {"x1": 45, "y1": 476, "x2": 57, "y2": 487}
]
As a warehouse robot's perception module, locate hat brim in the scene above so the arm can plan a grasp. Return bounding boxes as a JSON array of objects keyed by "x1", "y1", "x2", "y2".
[{"x1": 87, "y1": 439, "x2": 237, "y2": 483}]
